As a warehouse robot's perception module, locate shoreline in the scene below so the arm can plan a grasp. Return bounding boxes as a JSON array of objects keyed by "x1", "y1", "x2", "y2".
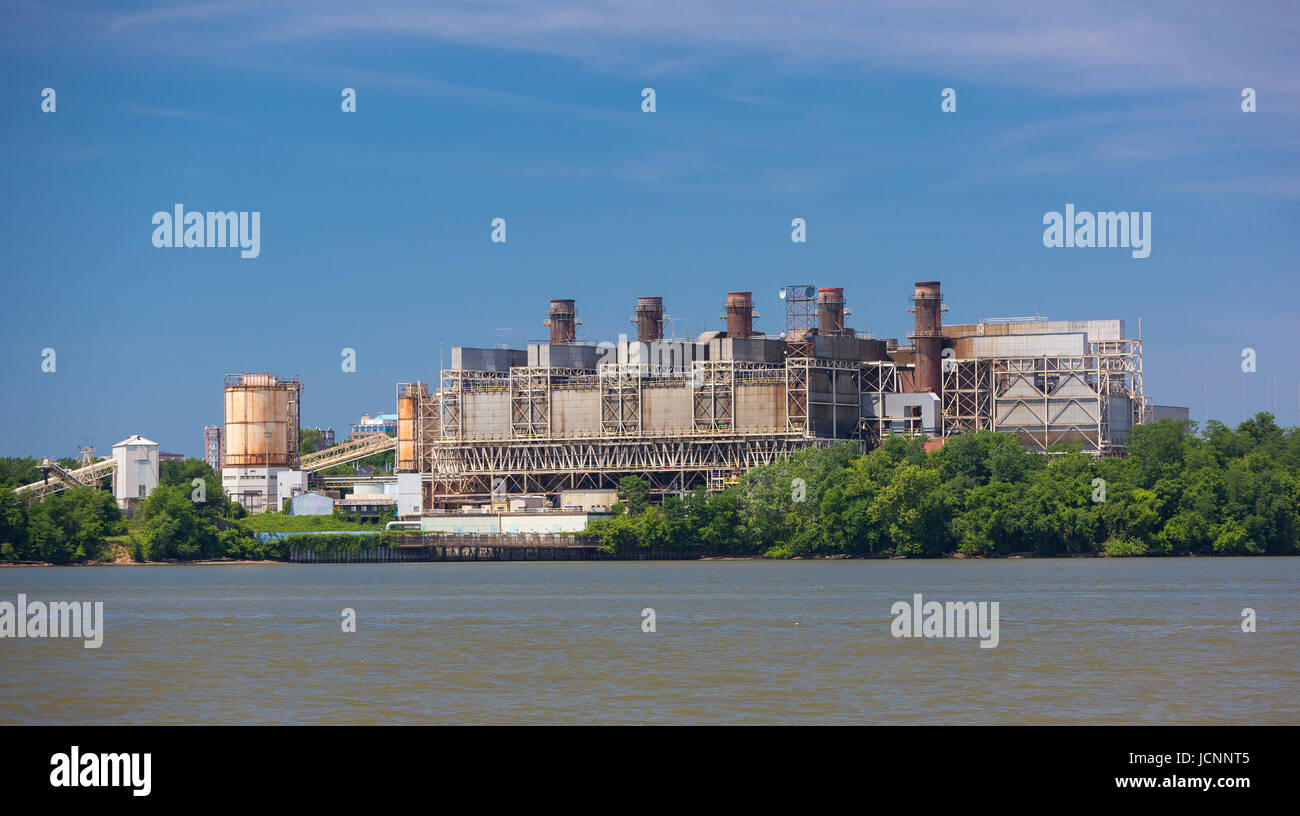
[{"x1": 0, "y1": 551, "x2": 1257, "y2": 567}]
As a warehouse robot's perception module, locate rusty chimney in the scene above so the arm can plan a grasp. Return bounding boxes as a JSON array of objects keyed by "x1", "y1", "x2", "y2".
[
  {"x1": 632, "y1": 296, "x2": 665, "y2": 342},
  {"x1": 909, "y1": 281, "x2": 944, "y2": 394},
  {"x1": 546, "y1": 299, "x2": 577, "y2": 344},
  {"x1": 817, "y1": 287, "x2": 846, "y2": 335},
  {"x1": 724, "y1": 292, "x2": 755, "y2": 338}
]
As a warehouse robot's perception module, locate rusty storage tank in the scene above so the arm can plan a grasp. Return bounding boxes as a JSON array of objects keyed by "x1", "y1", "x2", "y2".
[
  {"x1": 546, "y1": 299, "x2": 577, "y2": 344},
  {"x1": 223, "y1": 373, "x2": 302, "y2": 468},
  {"x1": 395, "y1": 383, "x2": 424, "y2": 472},
  {"x1": 632, "y1": 296, "x2": 665, "y2": 342},
  {"x1": 908, "y1": 281, "x2": 946, "y2": 394}
]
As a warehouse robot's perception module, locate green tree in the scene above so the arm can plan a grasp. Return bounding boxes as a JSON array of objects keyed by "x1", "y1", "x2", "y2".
[{"x1": 617, "y1": 475, "x2": 651, "y2": 516}]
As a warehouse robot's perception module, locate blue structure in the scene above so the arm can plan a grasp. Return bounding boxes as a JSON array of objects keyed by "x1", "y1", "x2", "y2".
[
  {"x1": 350, "y1": 413, "x2": 397, "y2": 438},
  {"x1": 288, "y1": 491, "x2": 335, "y2": 516}
]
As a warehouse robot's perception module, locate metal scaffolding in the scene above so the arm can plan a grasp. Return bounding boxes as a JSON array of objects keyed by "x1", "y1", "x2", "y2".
[
  {"x1": 599, "y1": 363, "x2": 643, "y2": 436},
  {"x1": 941, "y1": 359, "x2": 992, "y2": 437},
  {"x1": 693, "y1": 360, "x2": 737, "y2": 432},
  {"x1": 429, "y1": 430, "x2": 824, "y2": 502}
]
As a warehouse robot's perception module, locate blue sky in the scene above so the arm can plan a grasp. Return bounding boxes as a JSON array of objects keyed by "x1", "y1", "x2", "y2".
[{"x1": 1, "y1": 1, "x2": 1297, "y2": 458}]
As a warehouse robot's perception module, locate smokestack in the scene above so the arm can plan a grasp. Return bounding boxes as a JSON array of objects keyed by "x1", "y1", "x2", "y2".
[
  {"x1": 632, "y1": 297, "x2": 665, "y2": 342},
  {"x1": 910, "y1": 281, "x2": 944, "y2": 394},
  {"x1": 817, "y1": 287, "x2": 846, "y2": 335},
  {"x1": 546, "y1": 299, "x2": 576, "y2": 344},
  {"x1": 724, "y1": 292, "x2": 755, "y2": 339}
]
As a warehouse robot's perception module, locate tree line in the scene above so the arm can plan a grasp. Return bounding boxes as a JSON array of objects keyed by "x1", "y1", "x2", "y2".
[
  {"x1": 584, "y1": 415, "x2": 1300, "y2": 558},
  {"x1": 0, "y1": 458, "x2": 270, "y2": 563}
]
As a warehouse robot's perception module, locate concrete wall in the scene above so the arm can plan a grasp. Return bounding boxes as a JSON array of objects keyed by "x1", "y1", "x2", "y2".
[
  {"x1": 463, "y1": 389, "x2": 510, "y2": 437},
  {"x1": 957, "y1": 332, "x2": 1089, "y2": 359},
  {"x1": 735, "y1": 382, "x2": 786, "y2": 429},
  {"x1": 862, "y1": 392, "x2": 941, "y2": 435},
  {"x1": 812, "y1": 336, "x2": 887, "y2": 362},
  {"x1": 451, "y1": 347, "x2": 527, "y2": 372},
  {"x1": 943, "y1": 320, "x2": 1125, "y2": 343},
  {"x1": 527, "y1": 344, "x2": 601, "y2": 369},
  {"x1": 642, "y1": 383, "x2": 692, "y2": 432},
  {"x1": 223, "y1": 466, "x2": 302, "y2": 513},
  {"x1": 397, "y1": 473, "x2": 422, "y2": 518},
  {"x1": 112, "y1": 438, "x2": 158, "y2": 506},
  {"x1": 552, "y1": 386, "x2": 600, "y2": 435},
  {"x1": 421, "y1": 511, "x2": 604, "y2": 534},
  {"x1": 709, "y1": 337, "x2": 786, "y2": 363},
  {"x1": 559, "y1": 489, "x2": 618, "y2": 512},
  {"x1": 619, "y1": 339, "x2": 708, "y2": 369},
  {"x1": 1152, "y1": 405, "x2": 1190, "y2": 422}
]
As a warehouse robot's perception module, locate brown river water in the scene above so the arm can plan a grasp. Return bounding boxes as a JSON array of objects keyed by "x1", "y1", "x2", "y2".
[{"x1": 0, "y1": 558, "x2": 1295, "y2": 724}]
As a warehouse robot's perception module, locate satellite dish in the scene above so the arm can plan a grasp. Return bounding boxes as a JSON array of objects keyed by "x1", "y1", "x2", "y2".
[
  {"x1": 778, "y1": 288, "x2": 787, "y2": 300},
  {"x1": 804, "y1": 286, "x2": 815, "y2": 298}
]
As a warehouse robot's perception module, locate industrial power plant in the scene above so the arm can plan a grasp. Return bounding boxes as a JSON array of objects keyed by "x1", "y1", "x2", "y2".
[
  {"x1": 16, "y1": 278, "x2": 1178, "y2": 524},
  {"x1": 381, "y1": 279, "x2": 1162, "y2": 517}
]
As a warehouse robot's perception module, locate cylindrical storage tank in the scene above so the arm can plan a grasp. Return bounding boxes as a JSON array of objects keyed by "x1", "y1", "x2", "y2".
[
  {"x1": 910, "y1": 281, "x2": 943, "y2": 394},
  {"x1": 817, "y1": 287, "x2": 845, "y2": 335},
  {"x1": 547, "y1": 299, "x2": 576, "y2": 344},
  {"x1": 224, "y1": 374, "x2": 295, "y2": 467},
  {"x1": 725, "y1": 292, "x2": 754, "y2": 338},
  {"x1": 396, "y1": 391, "x2": 417, "y2": 472},
  {"x1": 633, "y1": 296, "x2": 665, "y2": 342}
]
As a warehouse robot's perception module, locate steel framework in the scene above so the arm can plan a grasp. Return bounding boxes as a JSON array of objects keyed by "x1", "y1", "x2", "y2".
[
  {"x1": 941, "y1": 359, "x2": 992, "y2": 437},
  {"x1": 13, "y1": 457, "x2": 117, "y2": 503},
  {"x1": 599, "y1": 363, "x2": 643, "y2": 436},
  {"x1": 786, "y1": 357, "x2": 896, "y2": 438},
  {"x1": 428, "y1": 431, "x2": 825, "y2": 502}
]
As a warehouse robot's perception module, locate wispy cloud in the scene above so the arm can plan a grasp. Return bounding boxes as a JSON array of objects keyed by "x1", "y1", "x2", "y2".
[
  {"x1": 7, "y1": 1, "x2": 1297, "y2": 95},
  {"x1": 1171, "y1": 176, "x2": 1300, "y2": 199},
  {"x1": 124, "y1": 103, "x2": 247, "y2": 129}
]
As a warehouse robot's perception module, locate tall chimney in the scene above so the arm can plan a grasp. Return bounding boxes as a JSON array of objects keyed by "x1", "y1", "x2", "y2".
[
  {"x1": 724, "y1": 292, "x2": 754, "y2": 338},
  {"x1": 546, "y1": 299, "x2": 576, "y2": 344},
  {"x1": 632, "y1": 297, "x2": 665, "y2": 342},
  {"x1": 909, "y1": 281, "x2": 944, "y2": 394},
  {"x1": 817, "y1": 287, "x2": 846, "y2": 335}
]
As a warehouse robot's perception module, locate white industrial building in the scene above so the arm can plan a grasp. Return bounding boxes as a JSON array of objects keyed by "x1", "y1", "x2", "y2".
[{"x1": 111, "y1": 434, "x2": 159, "y2": 514}]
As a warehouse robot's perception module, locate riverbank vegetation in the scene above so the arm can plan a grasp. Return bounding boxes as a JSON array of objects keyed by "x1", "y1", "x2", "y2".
[
  {"x1": 2, "y1": 458, "x2": 270, "y2": 563},
  {"x1": 585, "y1": 415, "x2": 1300, "y2": 558},
  {"x1": 4, "y1": 414, "x2": 1297, "y2": 563}
]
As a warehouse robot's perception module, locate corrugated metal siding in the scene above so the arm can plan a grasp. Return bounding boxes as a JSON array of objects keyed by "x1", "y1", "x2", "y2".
[
  {"x1": 965, "y1": 333, "x2": 1088, "y2": 358},
  {"x1": 735, "y1": 382, "x2": 786, "y2": 429},
  {"x1": 643, "y1": 383, "x2": 692, "y2": 431},
  {"x1": 552, "y1": 387, "x2": 600, "y2": 435},
  {"x1": 464, "y1": 390, "x2": 510, "y2": 437}
]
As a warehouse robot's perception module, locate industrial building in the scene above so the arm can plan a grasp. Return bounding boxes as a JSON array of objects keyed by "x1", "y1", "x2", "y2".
[
  {"x1": 111, "y1": 435, "x2": 159, "y2": 514},
  {"x1": 220, "y1": 373, "x2": 306, "y2": 513},
  {"x1": 203, "y1": 425, "x2": 224, "y2": 470},
  {"x1": 394, "y1": 280, "x2": 1152, "y2": 512}
]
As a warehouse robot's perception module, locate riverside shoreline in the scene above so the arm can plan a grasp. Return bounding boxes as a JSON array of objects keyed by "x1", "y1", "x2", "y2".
[{"x1": 0, "y1": 551, "x2": 1236, "y2": 567}]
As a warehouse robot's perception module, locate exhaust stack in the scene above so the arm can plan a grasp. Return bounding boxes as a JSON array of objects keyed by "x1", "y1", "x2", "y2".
[
  {"x1": 909, "y1": 281, "x2": 945, "y2": 394},
  {"x1": 724, "y1": 291, "x2": 755, "y2": 338},
  {"x1": 817, "y1": 287, "x2": 847, "y2": 335},
  {"x1": 546, "y1": 299, "x2": 577, "y2": 344},
  {"x1": 632, "y1": 297, "x2": 665, "y2": 342}
]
